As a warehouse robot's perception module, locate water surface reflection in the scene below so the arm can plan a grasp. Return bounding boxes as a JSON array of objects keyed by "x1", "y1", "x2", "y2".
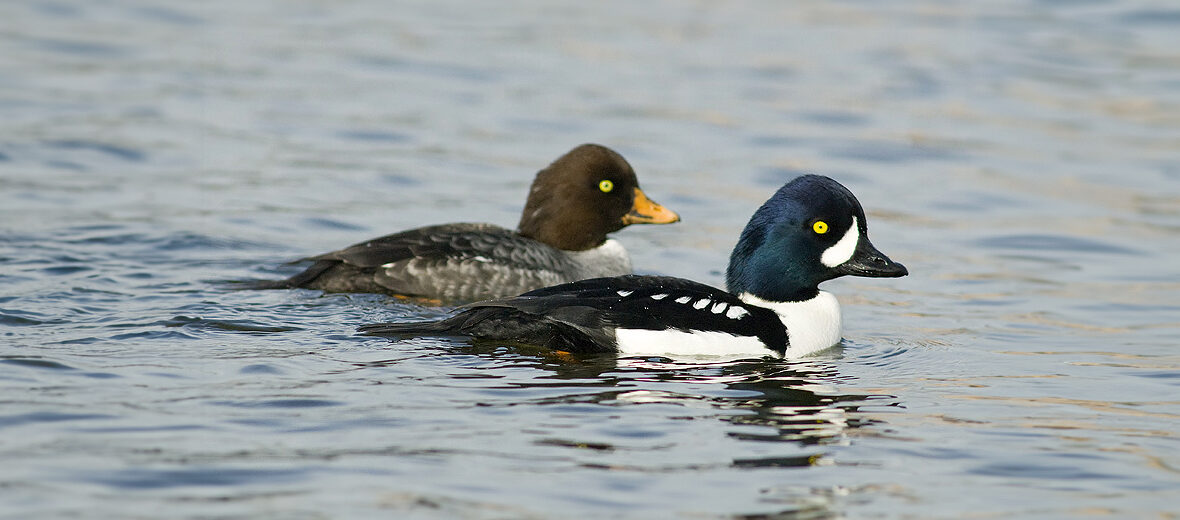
[{"x1": 353, "y1": 345, "x2": 898, "y2": 470}]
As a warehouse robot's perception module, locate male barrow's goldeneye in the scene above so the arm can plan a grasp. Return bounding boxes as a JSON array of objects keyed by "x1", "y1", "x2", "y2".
[
  {"x1": 250, "y1": 144, "x2": 680, "y2": 303},
  {"x1": 359, "y1": 175, "x2": 908, "y2": 358}
]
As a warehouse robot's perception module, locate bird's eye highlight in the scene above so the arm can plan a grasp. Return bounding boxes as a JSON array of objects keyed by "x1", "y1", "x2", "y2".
[
  {"x1": 598, "y1": 180, "x2": 614, "y2": 193},
  {"x1": 812, "y1": 221, "x2": 829, "y2": 234}
]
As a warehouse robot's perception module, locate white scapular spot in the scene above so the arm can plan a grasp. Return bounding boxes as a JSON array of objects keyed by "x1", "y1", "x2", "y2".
[
  {"x1": 725, "y1": 306, "x2": 749, "y2": 320},
  {"x1": 617, "y1": 290, "x2": 633, "y2": 297},
  {"x1": 675, "y1": 296, "x2": 692, "y2": 304},
  {"x1": 710, "y1": 302, "x2": 728, "y2": 314},
  {"x1": 693, "y1": 298, "x2": 710, "y2": 310},
  {"x1": 651, "y1": 293, "x2": 668, "y2": 300}
]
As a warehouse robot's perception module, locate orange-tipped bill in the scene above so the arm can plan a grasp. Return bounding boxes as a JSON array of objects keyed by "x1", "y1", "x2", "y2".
[{"x1": 622, "y1": 187, "x2": 680, "y2": 225}]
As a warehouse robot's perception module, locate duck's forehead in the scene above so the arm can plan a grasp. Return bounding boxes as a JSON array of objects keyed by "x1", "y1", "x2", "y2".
[
  {"x1": 608, "y1": 161, "x2": 638, "y2": 183},
  {"x1": 785, "y1": 192, "x2": 853, "y2": 225},
  {"x1": 807, "y1": 187, "x2": 864, "y2": 225},
  {"x1": 583, "y1": 159, "x2": 636, "y2": 185}
]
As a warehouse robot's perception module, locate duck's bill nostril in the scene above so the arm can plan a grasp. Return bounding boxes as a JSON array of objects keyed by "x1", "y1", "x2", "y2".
[{"x1": 835, "y1": 240, "x2": 909, "y2": 278}]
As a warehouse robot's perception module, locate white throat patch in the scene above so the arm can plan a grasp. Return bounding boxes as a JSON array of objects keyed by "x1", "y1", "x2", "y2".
[{"x1": 820, "y1": 217, "x2": 859, "y2": 268}]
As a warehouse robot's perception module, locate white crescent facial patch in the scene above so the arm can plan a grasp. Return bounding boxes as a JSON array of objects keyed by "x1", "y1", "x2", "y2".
[{"x1": 820, "y1": 216, "x2": 859, "y2": 268}]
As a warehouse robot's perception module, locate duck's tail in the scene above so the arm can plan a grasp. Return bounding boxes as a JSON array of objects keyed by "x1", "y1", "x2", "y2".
[
  {"x1": 222, "y1": 260, "x2": 335, "y2": 291},
  {"x1": 358, "y1": 318, "x2": 459, "y2": 337},
  {"x1": 358, "y1": 304, "x2": 509, "y2": 338},
  {"x1": 222, "y1": 278, "x2": 297, "y2": 290}
]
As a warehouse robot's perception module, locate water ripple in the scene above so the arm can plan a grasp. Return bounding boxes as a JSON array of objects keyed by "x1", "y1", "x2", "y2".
[
  {"x1": 0, "y1": 412, "x2": 113, "y2": 429},
  {"x1": 0, "y1": 308, "x2": 58, "y2": 326},
  {"x1": 977, "y1": 234, "x2": 1141, "y2": 255},
  {"x1": 0, "y1": 357, "x2": 75, "y2": 370},
  {"x1": 210, "y1": 399, "x2": 345, "y2": 409},
  {"x1": 77, "y1": 467, "x2": 310, "y2": 489},
  {"x1": 43, "y1": 139, "x2": 145, "y2": 161}
]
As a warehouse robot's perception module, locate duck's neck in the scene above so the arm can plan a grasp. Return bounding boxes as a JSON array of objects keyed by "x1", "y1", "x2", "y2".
[
  {"x1": 563, "y1": 239, "x2": 632, "y2": 279},
  {"x1": 738, "y1": 291, "x2": 843, "y2": 358}
]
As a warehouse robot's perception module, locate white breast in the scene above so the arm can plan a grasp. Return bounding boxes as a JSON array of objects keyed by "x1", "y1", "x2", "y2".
[{"x1": 739, "y1": 291, "x2": 843, "y2": 358}]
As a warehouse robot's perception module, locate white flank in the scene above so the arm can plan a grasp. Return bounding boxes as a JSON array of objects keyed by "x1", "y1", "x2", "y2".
[
  {"x1": 615, "y1": 329, "x2": 777, "y2": 359},
  {"x1": 739, "y1": 291, "x2": 842, "y2": 358},
  {"x1": 820, "y1": 217, "x2": 859, "y2": 268}
]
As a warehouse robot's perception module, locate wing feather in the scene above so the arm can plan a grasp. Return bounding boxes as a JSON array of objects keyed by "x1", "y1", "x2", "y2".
[{"x1": 296, "y1": 223, "x2": 576, "y2": 301}]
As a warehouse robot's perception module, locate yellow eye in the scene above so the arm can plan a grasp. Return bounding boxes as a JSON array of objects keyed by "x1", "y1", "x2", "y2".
[
  {"x1": 812, "y1": 221, "x2": 829, "y2": 234},
  {"x1": 598, "y1": 179, "x2": 614, "y2": 193}
]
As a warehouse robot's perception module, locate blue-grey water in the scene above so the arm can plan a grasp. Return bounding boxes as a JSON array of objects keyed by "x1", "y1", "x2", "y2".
[{"x1": 2, "y1": 0, "x2": 1179, "y2": 518}]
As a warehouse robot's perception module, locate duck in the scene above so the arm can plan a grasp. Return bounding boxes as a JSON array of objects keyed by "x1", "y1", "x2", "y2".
[
  {"x1": 359, "y1": 174, "x2": 908, "y2": 358},
  {"x1": 250, "y1": 144, "x2": 680, "y2": 303}
]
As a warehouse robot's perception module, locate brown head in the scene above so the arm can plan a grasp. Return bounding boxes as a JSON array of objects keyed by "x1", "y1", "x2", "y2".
[{"x1": 517, "y1": 144, "x2": 679, "y2": 251}]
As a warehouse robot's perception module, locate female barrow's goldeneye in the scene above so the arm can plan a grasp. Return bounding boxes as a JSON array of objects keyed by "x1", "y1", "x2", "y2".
[
  {"x1": 359, "y1": 175, "x2": 908, "y2": 358},
  {"x1": 250, "y1": 144, "x2": 680, "y2": 303}
]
